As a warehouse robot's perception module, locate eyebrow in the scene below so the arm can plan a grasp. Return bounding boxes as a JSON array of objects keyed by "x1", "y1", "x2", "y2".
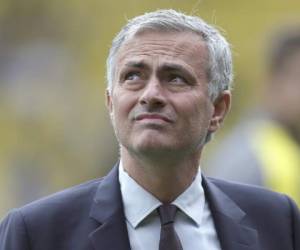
[
  {"x1": 122, "y1": 61, "x2": 199, "y2": 81},
  {"x1": 124, "y1": 61, "x2": 149, "y2": 70},
  {"x1": 160, "y1": 63, "x2": 190, "y2": 73},
  {"x1": 124, "y1": 61, "x2": 190, "y2": 73}
]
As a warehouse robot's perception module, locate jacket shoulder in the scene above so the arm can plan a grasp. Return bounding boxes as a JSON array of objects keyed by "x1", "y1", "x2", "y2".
[
  {"x1": 206, "y1": 176, "x2": 299, "y2": 219},
  {"x1": 0, "y1": 177, "x2": 105, "y2": 249},
  {"x1": 20, "y1": 177, "x2": 103, "y2": 217},
  {"x1": 207, "y1": 177, "x2": 287, "y2": 203},
  {"x1": 204, "y1": 176, "x2": 300, "y2": 249}
]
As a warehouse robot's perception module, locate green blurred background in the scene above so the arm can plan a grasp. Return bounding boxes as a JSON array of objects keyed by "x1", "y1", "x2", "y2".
[{"x1": 1, "y1": 0, "x2": 299, "y2": 216}]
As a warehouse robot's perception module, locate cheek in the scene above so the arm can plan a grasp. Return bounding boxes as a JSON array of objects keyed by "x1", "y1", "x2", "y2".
[
  {"x1": 180, "y1": 95, "x2": 212, "y2": 123},
  {"x1": 111, "y1": 91, "x2": 137, "y2": 125}
]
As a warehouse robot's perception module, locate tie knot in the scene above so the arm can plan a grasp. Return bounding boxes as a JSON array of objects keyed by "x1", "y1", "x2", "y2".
[{"x1": 157, "y1": 204, "x2": 178, "y2": 225}]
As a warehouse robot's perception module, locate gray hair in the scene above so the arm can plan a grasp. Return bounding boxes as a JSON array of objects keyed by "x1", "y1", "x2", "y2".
[{"x1": 106, "y1": 9, "x2": 233, "y2": 101}]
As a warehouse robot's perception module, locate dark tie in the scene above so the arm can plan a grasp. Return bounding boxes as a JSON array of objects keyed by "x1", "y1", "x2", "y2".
[{"x1": 157, "y1": 204, "x2": 183, "y2": 250}]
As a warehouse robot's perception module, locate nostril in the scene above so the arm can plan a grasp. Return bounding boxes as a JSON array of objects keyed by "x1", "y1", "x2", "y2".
[
  {"x1": 140, "y1": 94, "x2": 165, "y2": 104},
  {"x1": 140, "y1": 99, "x2": 147, "y2": 105},
  {"x1": 153, "y1": 99, "x2": 165, "y2": 106},
  {"x1": 138, "y1": 82, "x2": 167, "y2": 107}
]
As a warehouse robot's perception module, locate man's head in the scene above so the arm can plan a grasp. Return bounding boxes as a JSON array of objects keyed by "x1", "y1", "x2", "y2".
[
  {"x1": 106, "y1": 9, "x2": 233, "y2": 101},
  {"x1": 264, "y1": 26, "x2": 300, "y2": 138},
  {"x1": 106, "y1": 10, "x2": 232, "y2": 160}
]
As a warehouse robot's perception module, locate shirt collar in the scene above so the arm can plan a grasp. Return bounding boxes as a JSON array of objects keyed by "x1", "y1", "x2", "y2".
[
  {"x1": 172, "y1": 169, "x2": 205, "y2": 227},
  {"x1": 119, "y1": 162, "x2": 162, "y2": 228},
  {"x1": 118, "y1": 162, "x2": 205, "y2": 228}
]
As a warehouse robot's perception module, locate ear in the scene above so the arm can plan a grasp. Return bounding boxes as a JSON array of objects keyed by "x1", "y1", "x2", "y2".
[
  {"x1": 105, "y1": 88, "x2": 113, "y2": 113},
  {"x1": 208, "y1": 90, "x2": 231, "y2": 133}
]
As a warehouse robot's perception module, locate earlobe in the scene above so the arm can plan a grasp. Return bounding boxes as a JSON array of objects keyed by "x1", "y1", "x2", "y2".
[
  {"x1": 209, "y1": 91, "x2": 231, "y2": 132},
  {"x1": 106, "y1": 89, "x2": 113, "y2": 113}
]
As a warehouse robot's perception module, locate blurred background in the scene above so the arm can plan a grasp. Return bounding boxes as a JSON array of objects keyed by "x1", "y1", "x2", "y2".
[{"x1": 1, "y1": 0, "x2": 300, "y2": 217}]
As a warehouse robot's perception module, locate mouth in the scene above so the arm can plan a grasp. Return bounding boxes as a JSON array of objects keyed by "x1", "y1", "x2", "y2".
[{"x1": 135, "y1": 113, "x2": 173, "y2": 123}]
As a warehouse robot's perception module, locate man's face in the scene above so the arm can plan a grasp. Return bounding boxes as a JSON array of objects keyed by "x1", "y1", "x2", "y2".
[
  {"x1": 271, "y1": 50, "x2": 300, "y2": 128},
  {"x1": 107, "y1": 31, "x2": 229, "y2": 157}
]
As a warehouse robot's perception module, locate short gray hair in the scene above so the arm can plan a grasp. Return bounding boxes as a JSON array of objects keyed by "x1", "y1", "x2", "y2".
[{"x1": 106, "y1": 9, "x2": 233, "y2": 101}]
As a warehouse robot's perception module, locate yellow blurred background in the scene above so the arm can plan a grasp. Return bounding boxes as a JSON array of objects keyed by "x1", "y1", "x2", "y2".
[{"x1": 1, "y1": 0, "x2": 299, "y2": 216}]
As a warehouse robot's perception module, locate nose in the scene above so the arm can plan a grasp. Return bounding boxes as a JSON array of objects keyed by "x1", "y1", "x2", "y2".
[{"x1": 139, "y1": 78, "x2": 166, "y2": 109}]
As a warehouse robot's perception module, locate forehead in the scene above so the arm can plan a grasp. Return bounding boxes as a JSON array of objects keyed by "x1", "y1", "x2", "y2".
[
  {"x1": 283, "y1": 49, "x2": 300, "y2": 71},
  {"x1": 115, "y1": 30, "x2": 208, "y2": 72}
]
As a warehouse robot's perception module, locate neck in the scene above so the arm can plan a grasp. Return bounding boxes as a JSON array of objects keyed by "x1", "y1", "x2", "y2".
[
  {"x1": 276, "y1": 117, "x2": 300, "y2": 145},
  {"x1": 120, "y1": 146, "x2": 202, "y2": 203},
  {"x1": 266, "y1": 106, "x2": 300, "y2": 145}
]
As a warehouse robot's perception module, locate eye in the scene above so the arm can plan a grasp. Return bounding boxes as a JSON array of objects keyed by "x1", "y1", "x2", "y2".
[
  {"x1": 120, "y1": 71, "x2": 145, "y2": 90},
  {"x1": 168, "y1": 74, "x2": 188, "y2": 85},
  {"x1": 124, "y1": 71, "x2": 141, "y2": 81}
]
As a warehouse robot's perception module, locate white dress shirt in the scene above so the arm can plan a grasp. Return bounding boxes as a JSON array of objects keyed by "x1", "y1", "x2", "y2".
[{"x1": 118, "y1": 163, "x2": 221, "y2": 250}]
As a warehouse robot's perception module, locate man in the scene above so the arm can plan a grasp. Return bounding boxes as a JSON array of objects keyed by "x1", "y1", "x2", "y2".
[
  {"x1": 0, "y1": 9, "x2": 299, "y2": 250},
  {"x1": 205, "y1": 25, "x2": 300, "y2": 205}
]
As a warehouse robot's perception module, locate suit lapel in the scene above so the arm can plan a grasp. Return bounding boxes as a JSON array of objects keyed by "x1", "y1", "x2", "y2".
[
  {"x1": 89, "y1": 164, "x2": 131, "y2": 250},
  {"x1": 202, "y1": 177, "x2": 260, "y2": 250},
  {"x1": 87, "y1": 165, "x2": 261, "y2": 250}
]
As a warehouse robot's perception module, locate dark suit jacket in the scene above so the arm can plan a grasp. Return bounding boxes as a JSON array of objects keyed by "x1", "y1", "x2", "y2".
[{"x1": 1, "y1": 164, "x2": 299, "y2": 250}]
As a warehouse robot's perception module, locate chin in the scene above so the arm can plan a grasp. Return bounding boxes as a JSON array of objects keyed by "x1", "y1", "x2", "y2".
[
  {"x1": 131, "y1": 138, "x2": 173, "y2": 155},
  {"x1": 135, "y1": 138, "x2": 190, "y2": 157},
  {"x1": 135, "y1": 141, "x2": 169, "y2": 152}
]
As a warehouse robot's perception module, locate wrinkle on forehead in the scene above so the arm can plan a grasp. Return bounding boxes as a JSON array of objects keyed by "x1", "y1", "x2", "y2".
[{"x1": 115, "y1": 31, "x2": 209, "y2": 80}]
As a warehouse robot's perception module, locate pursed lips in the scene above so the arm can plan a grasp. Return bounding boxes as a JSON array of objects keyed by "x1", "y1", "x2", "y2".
[{"x1": 135, "y1": 113, "x2": 173, "y2": 123}]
